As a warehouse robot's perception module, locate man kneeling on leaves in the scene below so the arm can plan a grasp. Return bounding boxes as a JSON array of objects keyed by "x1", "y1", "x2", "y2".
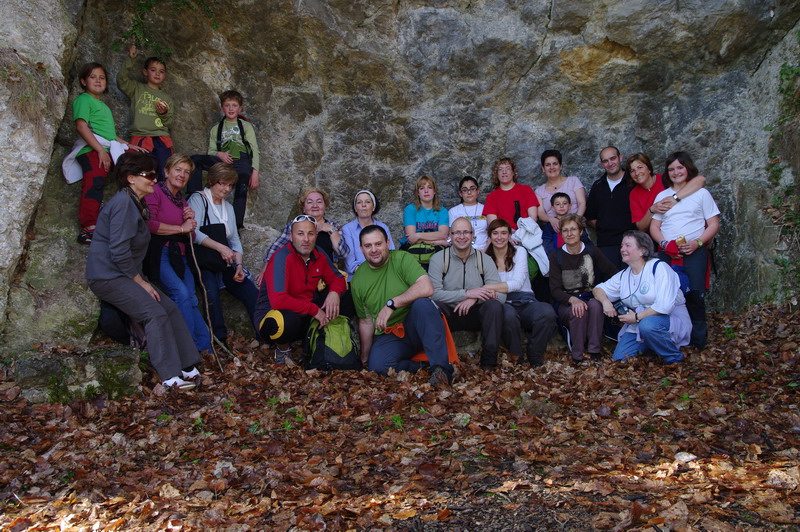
[
  {"x1": 351, "y1": 225, "x2": 454, "y2": 387},
  {"x1": 254, "y1": 215, "x2": 353, "y2": 364}
]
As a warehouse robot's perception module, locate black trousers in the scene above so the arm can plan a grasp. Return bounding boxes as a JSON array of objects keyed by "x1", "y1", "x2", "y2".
[{"x1": 438, "y1": 298, "x2": 504, "y2": 366}]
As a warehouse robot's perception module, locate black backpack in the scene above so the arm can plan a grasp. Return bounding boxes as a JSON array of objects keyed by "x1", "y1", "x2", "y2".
[
  {"x1": 215, "y1": 116, "x2": 253, "y2": 157},
  {"x1": 97, "y1": 301, "x2": 146, "y2": 349},
  {"x1": 303, "y1": 315, "x2": 362, "y2": 371}
]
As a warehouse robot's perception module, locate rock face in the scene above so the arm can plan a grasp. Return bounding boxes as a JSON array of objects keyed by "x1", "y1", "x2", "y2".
[{"x1": 1, "y1": 0, "x2": 799, "y2": 351}]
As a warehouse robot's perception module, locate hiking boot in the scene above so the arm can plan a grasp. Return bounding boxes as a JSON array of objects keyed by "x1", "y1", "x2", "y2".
[
  {"x1": 428, "y1": 366, "x2": 450, "y2": 388},
  {"x1": 77, "y1": 227, "x2": 93, "y2": 245},
  {"x1": 590, "y1": 352, "x2": 602, "y2": 361},
  {"x1": 162, "y1": 376, "x2": 196, "y2": 391},
  {"x1": 527, "y1": 351, "x2": 544, "y2": 367},
  {"x1": 479, "y1": 350, "x2": 497, "y2": 369}
]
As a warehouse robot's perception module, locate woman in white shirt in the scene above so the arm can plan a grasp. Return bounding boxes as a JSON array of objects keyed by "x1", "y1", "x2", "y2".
[
  {"x1": 649, "y1": 152, "x2": 719, "y2": 348},
  {"x1": 593, "y1": 230, "x2": 691, "y2": 363},
  {"x1": 484, "y1": 218, "x2": 557, "y2": 366},
  {"x1": 188, "y1": 163, "x2": 260, "y2": 348},
  {"x1": 448, "y1": 176, "x2": 488, "y2": 250}
]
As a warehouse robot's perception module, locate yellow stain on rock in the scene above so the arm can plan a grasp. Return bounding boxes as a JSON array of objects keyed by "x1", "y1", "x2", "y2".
[{"x1": 559, "y1": 38, "x2": 637, "y2": 84}]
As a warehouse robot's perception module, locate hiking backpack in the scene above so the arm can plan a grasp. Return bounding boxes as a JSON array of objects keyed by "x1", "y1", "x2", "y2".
[{"x1": 303, "y1": 315, "x2": 362, "y2": 371}]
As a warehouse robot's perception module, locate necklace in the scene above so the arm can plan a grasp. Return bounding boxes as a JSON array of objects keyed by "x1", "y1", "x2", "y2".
[{"x1": 547, "y1": 177, "x2": 565, "y2": 191}]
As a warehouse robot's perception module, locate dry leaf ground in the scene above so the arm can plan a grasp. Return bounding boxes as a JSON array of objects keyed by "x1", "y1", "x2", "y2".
[{"x1": 1, "y1": 303, "x2": 799, "y2": 531}]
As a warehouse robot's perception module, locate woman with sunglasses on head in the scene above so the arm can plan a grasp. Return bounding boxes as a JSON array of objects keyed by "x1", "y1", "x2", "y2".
[
  {"x1": 262, "y1": 187, "x2": 349, "y2": 265},
  {"x1": 448, "y1": 176, "x2": 488, "y2": 251},
  {"x1": 85, "y1": 152, "x2": 201, "y2": 390},
  {"x1": 144, "y1": 153, "x2": 211, "y2": 355},
  {"x1": 188, "y1": 163, "x2": 260, "y2": 347}
]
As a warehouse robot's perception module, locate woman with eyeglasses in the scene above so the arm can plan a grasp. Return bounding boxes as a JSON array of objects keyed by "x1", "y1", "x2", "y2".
[
  {"x1": 144, "y1": 153, "x2": 212, "y2": 354},
  {"x1": 448, "y1": 176, "x2": 488, "y2": 250},
  {"x1": 262, "y1": 187, "x2": 349, "y2": 265},
  {"x1": 86, "y1": 152, "x2": 201, "y2": 390},
  {"x1": 187, "y1": 162, "x2": 260, "y2": 347},
  {"x1": 548, "y1": 213, "x2": 618, "y2": 362},
  {"x1": 342, "y1": 190, "x2": 395, "y2": 280}
]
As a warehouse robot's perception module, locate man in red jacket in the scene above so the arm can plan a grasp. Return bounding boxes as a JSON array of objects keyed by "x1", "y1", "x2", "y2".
[{"x1": 254, "y1": 215, "x2": 348, "y2": 364}]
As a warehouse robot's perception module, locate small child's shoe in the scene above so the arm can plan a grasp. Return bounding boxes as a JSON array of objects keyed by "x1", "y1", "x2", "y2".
[{"x1": 77, "y1": 227, "x2": 94, "y2": 245}]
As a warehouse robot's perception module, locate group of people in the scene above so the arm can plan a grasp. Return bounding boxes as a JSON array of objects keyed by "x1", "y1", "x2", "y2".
[
  {"x1": 71, "y1": 50, "x2": 263, "y2": 390},
  {"x1": 252, "y1": 144, "x2": 719, "y2": 388},
  {"x1": 72, "y1": 51, "x2": 721, "y2": 390}
]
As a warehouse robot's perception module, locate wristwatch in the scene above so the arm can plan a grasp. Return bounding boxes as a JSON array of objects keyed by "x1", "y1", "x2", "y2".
[
  {"x1": 672, "y1": 193, "x2": 681, "y2": 202},
  {"x1": 386, "y1": 299, "x2": 396, "y2": 310},
  {"x1": 696, "y1": 239, "x2": 704, "y2": 248},
  {"x1": 635, "y1": 312, "x2": 640, "y2": 323}
]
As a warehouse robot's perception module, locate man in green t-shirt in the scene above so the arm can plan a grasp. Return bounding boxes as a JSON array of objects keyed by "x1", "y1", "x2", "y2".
[{"x1": 351, "y1": 225, "x2": 452, "y2": 387}]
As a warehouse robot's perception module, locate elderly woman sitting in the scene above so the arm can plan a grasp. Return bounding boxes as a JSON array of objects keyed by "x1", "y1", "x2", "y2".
[
  {"x1": 593, "y1": 230, "x2": 691, "y2": 363},
  {"x1": 86, "y1": 152, "x2": 201, "y2": 390}
]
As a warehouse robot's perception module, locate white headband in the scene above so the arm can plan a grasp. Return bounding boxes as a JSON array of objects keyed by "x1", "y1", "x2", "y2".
[{"x1": 354, "y1": 190, "x2": 376, "y2": 209}]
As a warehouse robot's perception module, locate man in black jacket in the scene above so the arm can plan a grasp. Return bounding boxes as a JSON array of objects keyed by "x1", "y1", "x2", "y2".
[{"x1": 585, "y1": 146, "x2": 635, "y2": 269}]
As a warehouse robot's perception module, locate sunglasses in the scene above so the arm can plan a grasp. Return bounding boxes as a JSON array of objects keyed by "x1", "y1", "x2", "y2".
[
  {"x1": 291, "y1": 214, "x2": 317, "y2": 226},
  {"x1": 133, "y1": 171, "x2": 157, "y2": 181}
]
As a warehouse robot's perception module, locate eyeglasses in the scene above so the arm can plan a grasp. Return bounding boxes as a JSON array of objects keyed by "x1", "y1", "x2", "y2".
[
  {"x1": 451, "y1": 230, "x2": 473, "y2": 236},
  {"x1": 291, "y1": 214, "x2": 317, "y2": 226},
  {"x1": 561, "y1": 227, "x2": 580, "y2": 233},
  {"x1": 460, "y1": 187, "x2": 478, "y2": 193},
  {"x1": 133, "y1": 171, "x2": 157, "y2": 181}
]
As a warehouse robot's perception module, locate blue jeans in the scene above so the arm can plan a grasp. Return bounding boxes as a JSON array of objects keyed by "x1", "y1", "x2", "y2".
[
  {"x1": 159, "y1": 247, "x2": 211, "y2": 351},
  {"x1": 612, "y1": 314, "x2": 683, "y2": 363},
  {"x1": 368, "y1": 299, "x2": 453, "y2": 379},
  {"x1": 201, "y1": 268, "x2": 259, "y2": 341}
]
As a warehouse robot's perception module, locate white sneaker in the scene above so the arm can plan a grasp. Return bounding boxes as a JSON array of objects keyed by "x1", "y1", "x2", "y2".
[
  {"x1": 182, "y1": 367, "x2": 200, "y2": 380},
  {"x1": 162, "y1": 376, "x2": 196, "y2": 390}
]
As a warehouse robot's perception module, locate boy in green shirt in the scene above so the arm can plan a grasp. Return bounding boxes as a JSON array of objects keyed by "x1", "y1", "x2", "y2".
[
  {"x1": 117, "y1": 45, "x2": 174, "y2": 179},
  {"x1": 189, "y1": 90, "x2": 260, "y2": 229}
]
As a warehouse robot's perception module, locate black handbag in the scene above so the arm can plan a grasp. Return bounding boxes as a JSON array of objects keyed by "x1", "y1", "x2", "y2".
[{"x1": 192, "y1": 193, "x2": 229, "y2": 272}]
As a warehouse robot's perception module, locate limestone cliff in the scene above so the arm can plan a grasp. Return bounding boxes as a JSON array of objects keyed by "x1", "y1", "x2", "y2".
[{"x1": 1, "y1": 0, "x2": 798, "y2": 351}]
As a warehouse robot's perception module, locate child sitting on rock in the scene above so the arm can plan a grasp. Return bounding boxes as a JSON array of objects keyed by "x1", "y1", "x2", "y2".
[{"x1": 188, "y1": 90, "x2": 261, "y2": 230}]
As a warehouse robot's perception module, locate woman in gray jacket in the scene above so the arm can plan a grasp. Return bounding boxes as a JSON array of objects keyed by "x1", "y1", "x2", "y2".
[{"x1": 85, "y1": 152, "x2": 201, "y2": 390}]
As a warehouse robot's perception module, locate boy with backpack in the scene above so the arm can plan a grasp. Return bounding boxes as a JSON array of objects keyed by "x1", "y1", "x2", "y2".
[{"x1": 188, "y1": 90, "x2": 260, "y2": 229}]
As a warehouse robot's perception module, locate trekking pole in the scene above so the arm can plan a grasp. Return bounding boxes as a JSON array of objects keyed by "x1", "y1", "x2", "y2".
[{"x1": 186, "y1": 231, "x2": 226, "y2": 373}]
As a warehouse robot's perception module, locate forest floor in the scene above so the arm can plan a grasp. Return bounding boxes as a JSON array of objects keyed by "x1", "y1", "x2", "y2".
[{"x1": 1, "y1": 302, "x2": 799, "y2": 531}]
